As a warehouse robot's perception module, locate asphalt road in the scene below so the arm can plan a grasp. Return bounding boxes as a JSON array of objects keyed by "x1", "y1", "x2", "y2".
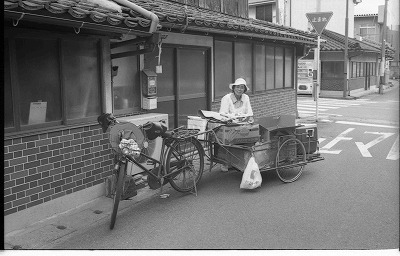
[{"x1": 52, "y1": 87, "x2": 399, "y2": 250}]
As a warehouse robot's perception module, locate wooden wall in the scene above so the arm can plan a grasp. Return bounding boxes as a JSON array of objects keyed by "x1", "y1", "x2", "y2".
[{"x1": 171, "y1": 0, "x2": 249, "y2": 18}]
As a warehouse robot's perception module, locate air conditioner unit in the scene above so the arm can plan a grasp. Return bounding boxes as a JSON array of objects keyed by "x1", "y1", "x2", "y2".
[{"x1": 117, "y1": 113, "x2": 168, "y2": 176}]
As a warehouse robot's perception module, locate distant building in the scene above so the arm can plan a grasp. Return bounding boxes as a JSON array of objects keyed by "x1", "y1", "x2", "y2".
[
  {"x1": 301, "y1": 29, "x2": 396, "y2": 96},
  {"x1": 354, "y1": 4, "x2": 400, "y2": 79},
  {"x1": 249, "y1": 0, "x2": 357, "y2": 37}
]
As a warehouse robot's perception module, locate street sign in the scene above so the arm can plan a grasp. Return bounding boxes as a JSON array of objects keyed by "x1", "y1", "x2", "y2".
[{"x1": 306, "y1": 12, "x2": 333, "y2": 35}]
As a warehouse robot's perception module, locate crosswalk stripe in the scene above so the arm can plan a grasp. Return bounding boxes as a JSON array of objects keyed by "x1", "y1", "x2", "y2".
[
  {"x1": 298, "y1": 108, "x2": 328, "y2": 112},
  {"x1": 297, "y1": 98, "x2": 380, "y2": 118},
  {"x1": 317, "y1": 103, "x2": 360, "y2": 107},
  {"x1": 298, "y1": 105, "x2": 339, "y2": 109},
  {"x1": 297, "y1": 110, "x2": 317, "y2": 114}
]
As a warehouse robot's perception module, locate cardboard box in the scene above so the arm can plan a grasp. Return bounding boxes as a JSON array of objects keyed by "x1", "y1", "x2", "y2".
[
  {"x1": 187, "y1": 116, "x2": 207, "y2": 140},
  {"x1": 215, "y1": 124, "x2": 260, "y2": 145},
  {"x1": 256, "y1": 115, "x2": 296, "y2": 131}
]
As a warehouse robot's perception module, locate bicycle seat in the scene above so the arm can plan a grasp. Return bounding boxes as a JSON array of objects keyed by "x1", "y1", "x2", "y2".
[
  {"x1": 142, "y1": 122, "x2": 167, "y2": 140},
  {"x1": 98, "y1": 113, "x2": 117, "y2": 133}
]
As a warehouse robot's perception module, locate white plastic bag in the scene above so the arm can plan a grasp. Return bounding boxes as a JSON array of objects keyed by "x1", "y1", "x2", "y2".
[{"x1": 240, "y1": 156, "x2": 262, "y2": 189}]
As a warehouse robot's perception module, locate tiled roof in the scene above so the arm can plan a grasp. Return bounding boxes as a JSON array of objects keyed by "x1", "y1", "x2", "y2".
[
  {"x1": 320, "y1": 30, "x2": 395, "y2": 59},
  {"x1": 360, "y1": 37, "x2": 396, "y2": 59},
  {"x1": 321, "y1": 30, "x2": 379, "y2": 53},
  {"x1": 4, "y1": 0, "x2": 317, "y2": 45}
]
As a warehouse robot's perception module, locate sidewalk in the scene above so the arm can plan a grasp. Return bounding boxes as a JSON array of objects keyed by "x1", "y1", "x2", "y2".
[
  {"x1": 4, "y1": 165, "x2": 220, "y2": 250},
  {"x1": 322, "y1": 79, "x2": 398, "y2": 100},
  {"x1": 4, "y1": 185, "x2": 161, "y2": 249}
]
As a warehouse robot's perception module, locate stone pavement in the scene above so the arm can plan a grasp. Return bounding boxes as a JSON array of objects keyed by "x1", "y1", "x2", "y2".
[{"x1": 3, "y1": 79, "x2": 398, "y2": 250}]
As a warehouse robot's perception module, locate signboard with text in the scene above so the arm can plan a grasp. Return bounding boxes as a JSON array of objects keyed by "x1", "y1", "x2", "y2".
[{"x1": 306, "y1": 12, "x2": 333, "y2": 35}]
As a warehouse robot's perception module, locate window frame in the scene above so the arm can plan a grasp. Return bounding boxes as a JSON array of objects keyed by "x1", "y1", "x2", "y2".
[
  {"x1": 4, "y1": 28, "x2": 105, "y2": 135},
  {"x1": 213, "y1": 37, "x2": 295, "y2": 100}
]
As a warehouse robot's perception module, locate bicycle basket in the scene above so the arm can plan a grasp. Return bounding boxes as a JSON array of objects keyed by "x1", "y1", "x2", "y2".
[{"x1": 108, "y1": 122, "x2": 145, "y2": 156}]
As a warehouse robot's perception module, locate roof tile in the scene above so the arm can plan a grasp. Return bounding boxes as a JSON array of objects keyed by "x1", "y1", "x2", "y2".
[{"x1": 4, "y1": 0, "x2": 316, "y2": 44}]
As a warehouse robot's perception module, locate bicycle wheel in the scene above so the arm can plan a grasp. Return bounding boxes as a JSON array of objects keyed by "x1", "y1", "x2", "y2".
[
  {"x1": 110, "y1": 160, "x2": 126, "y2": 230},
  {"x1": 276, "y1": 138, "x2": 306, "y2": 183},
  {"x1": 165, "y1": 137, "x2": 204, "y2": 193}
]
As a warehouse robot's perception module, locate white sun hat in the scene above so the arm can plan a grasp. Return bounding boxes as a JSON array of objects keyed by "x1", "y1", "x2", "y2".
[{"x1": 229, "y1": 78, "x2": 249, "y2": 91}]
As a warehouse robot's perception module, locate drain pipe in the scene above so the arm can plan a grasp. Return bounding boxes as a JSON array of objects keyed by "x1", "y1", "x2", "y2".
[{"x1": 113, "y1": 0, "x2": 159, "y2": 33}]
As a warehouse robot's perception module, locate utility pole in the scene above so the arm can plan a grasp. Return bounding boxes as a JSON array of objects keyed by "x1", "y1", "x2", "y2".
[
  {"x1": 343, "y1": 0, "x2": 349, "y2": 98},
  {"x1": 379, "y1": 0, "x2": 388, "y2": 94}
]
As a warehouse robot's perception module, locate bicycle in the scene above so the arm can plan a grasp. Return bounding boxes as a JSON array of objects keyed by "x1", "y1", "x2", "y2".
[{"x1": 98, "y1": 113, "x2": 205, "y2": 230}]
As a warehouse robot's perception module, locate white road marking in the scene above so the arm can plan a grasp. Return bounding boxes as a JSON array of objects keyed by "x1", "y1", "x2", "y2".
[
  {"x1": 298, "y1": 104, "x2": 339, "y2": 109},
  {"x1": 386, "y1": 135, "x2": 399, "y2": 160},
  {"x1": 298, "y1": 107, "x2": 328, "y2": 111},
  {"x1": 355, "y1": 132, "x2": 395, "y2": 157},
  {"x1": 335, "y1": 121, "x2": 399, "y2": 129},
  {"x1": 319, "y1": 128, "x2": 354, "y2": 154},
  {"x1": 297, "y1": 110, "x2": 317, "y2": 114}
]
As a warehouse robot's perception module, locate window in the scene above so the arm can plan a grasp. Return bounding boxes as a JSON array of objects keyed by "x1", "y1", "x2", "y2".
[
  {"x1": 215, "y1": 41, "x2": 233, "y2": 98},
  {"x1": 63, "y1": 39, "x2": 101, "y2": 120},
  {"x1": 360, "y1": 62, "x2": 364, "y2": 77},
  {"x1": 254, "y1": 44, "x2": 266, "y2": 92},
  {"x1": 266, "y1": 46, "x2": 275, "y2": 90},
  {"x1": 284, "y1": 48, "x2": 294, "y2": 88},
  {"x1": 4, "y1": 31, "x2": 103, "y2": 133},
  {"x1": 321, "y1": 61, "x2": 344, "y2": 78},
  {"x1": 111, "y1": 44, "x2": 140, "y2": 113},
  {"x1": 359, "y1": 24, "x2": 377, "y2": 41},
  {"x1": 214, "y1": 39, "x2": 294, "y2": 98},
  {"x1": 256, "y1": 4, "x2": 273, "y2": 22},
  {"x1": 371, "y1": 62, "x2": 375, "y2": 76},
  {"x1": 351, "y1": 62, "x2": 357, "y2": 78},
  {"x1": 234, "y1": 42, "x2": 252, "y2": 92},
  {"x1": 15, "y1": 37, "x2": 62, "y2": 126},
  {"x1": 275, "y1": 47, "x2": 284, "y2": 88},
  {"x1": 4, "y1": 39, "x2": 13, "y2": 129}
]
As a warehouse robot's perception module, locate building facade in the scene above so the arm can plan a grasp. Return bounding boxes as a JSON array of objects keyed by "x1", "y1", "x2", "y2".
[
  {"x1": 249, "y1": 0, "x2": 357, "y2": 37},
  {"x1": 354, "y1": 9, "x2": 400, "y2": 79},
  {"x1": 301, "y1": 29, "x2": 394, "y2": 96},
  {"x1": 4, "y1": 0, "x2": 317, "y2": 233}
]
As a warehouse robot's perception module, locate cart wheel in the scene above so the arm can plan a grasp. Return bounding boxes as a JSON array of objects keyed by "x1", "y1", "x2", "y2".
[{"x1": 276, "y1": 138, "x2": 306, "y2": 183}]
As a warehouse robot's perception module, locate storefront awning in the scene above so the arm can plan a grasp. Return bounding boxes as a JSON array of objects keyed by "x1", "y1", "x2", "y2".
[{"x1": 4, "y1": 0, "x2": 317, "y2": 46}]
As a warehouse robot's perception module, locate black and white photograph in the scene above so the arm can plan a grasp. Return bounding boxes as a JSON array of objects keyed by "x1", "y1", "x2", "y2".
[{"x1": 3, "y1": 0, "x2": 399, "y2": 254}]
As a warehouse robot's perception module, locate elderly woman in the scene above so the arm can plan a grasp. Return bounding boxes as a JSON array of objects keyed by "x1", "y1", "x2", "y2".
[
  {"x1": 219, "y1": 78, "x2": 254, "y2": 123},
  {"x1": 219, "y1": 78, "x2": 254, "y2": 172}
]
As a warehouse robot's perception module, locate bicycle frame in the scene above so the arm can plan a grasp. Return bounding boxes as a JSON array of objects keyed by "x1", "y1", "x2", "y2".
[{"x1": 120, "y1": 135, "x2": 196, "y2": 188}]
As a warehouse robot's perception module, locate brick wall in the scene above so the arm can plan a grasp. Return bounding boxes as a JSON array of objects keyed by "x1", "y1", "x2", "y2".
[
  {"x1": 4, "y1": 125, "x2": 113, "y2": 217},
  {"x1": 4, "y1": 90, "x2": 295, "y2": 218},
  {"x1": 212, "y1": 89, "x2": 297, "y2": 118}
]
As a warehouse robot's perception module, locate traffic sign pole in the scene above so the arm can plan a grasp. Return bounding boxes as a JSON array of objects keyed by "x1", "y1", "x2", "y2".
[
  {"x1": 316, "y1": 35, "x2": 320, "y2": 122},
  {"x1": 306, "y1": 12, "x2": 333, "y2": 122}
]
